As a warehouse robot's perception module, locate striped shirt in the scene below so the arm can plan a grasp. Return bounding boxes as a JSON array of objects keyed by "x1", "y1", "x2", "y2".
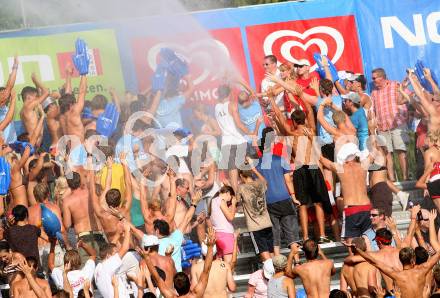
[{"x1": 371, "y1": 80, "x2": 408, "y2": 131}]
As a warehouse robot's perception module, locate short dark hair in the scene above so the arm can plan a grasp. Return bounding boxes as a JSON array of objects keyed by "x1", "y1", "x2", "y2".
[
  {"x1": 173, "y1": 272, "x2": 191, "y2": 295},
  {"x1": 399, "y1": 247, "x2": 415, "y2": 266},
  {"x1": 415, "y1": 246, "x2": 429, "y2": 265},
  {"x1": 239, "y1": 169, "x2": 253, "y2": 179},
  {"x1": 329, "y1": 289, "x2": 348, "y2": 298},
  {"x1": 303, "y1": 239, "x2": 318, "y2": 260},
  {"x1": 12, "y1": 205, "x2": 28, "y2": 222},
  {"x1": 217, "y1": 84, "x2": 231, "y2": 100},
  {"x1": 355, "y1": 75, "x2": 367, "y2": 90},
  {"x1": 66, "y1": 172, "x2": 81, "y2": 190},
  {"x1": 142, "y1": 293, "x2": 156, "y2": 298},
  {"x1": 105, "y1": 189, "x2": 121, "y2": 208},
  {"x1": 33, "y1": 182, "x2": 50, "y2": 202},
  {"x1": 351, "y1": 237, "x2": 367, "y2": 252},
  {"x1": 91, "y1": 94, "x2": 108, "y2": 110},
  {"x1": 290, "y1": 110, "x2": 306, "y2": 125},
  {"x1": 375, "y1": 228, "x2": 393, "y2": 246},
  {"x1": 78, "y1": 289, "x2": 93, "y2": 298},
  {"x1": 219, "y1": 185, "x2": 235, "y2": 197},
  {"x1": 153, "y1": 219, "x2": 170, "y2": 236},
  {"x1": 319, "y1": 79, "x2": 334, "y2": 96},
  {"x1": 100, "y1": 243, "x2": 117, "y2": 259},
  {"x1": 59, "y1": 94, "x2": 76, "y2": 114},
  {"x1": 175, "y1": 178, "x2": 188, "y2": 188},
  {"x1": 21, "y1": 86, "x2": 38, "y2": 101},
  {"x1": 26, "y1": 256, "x2": 38, "y2": 270},
  {"x1": 372, "y1": 68, "x2": 387, "y2": 80},
  {"x1": 260, "y1": 127, "x2": 275, "y2": 152},
  {"x1": 264, "y1": 55, "x2": 277, "y2": 64}
]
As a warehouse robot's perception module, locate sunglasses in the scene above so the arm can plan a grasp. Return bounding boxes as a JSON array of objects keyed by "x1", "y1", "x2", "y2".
[
  {"x1": 370, "y1": 213, "x2": 379, "y2": 217},
  {"x1": 293, "y1": 64, "x2": 306, "y2": 68},
  {"x1": 263, "y1": 63, "x2": 272, "y2": 66},
  {"x1": 372, "y1": 76, "x2": 380, "y2": 80}
]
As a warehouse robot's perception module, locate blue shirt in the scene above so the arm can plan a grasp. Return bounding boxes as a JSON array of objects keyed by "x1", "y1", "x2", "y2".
[
  {"x1": 256, "y1": 154, "x2": 291, "y2": 204},
  {"x1": 158, "y1": 229, "x2": 184, "y2": 272},
  {"x1": 156, "y1": 95, "x2": 185, "y2": 128},
  {"x1": 238, "y1": 101, "x2": 265, "y2": 139},
  {"x1": 315, "y1": 96, "x2": 342, "y2": 144},
  {"x1": 363, "y1": 228, "x2": 396, "y2": 251},
  {"x1": 350, "y1": 108, "x2": 369, "y2": 151},
  {"x1": 0, "y1": 106, "x2": 16, "y2": 143}
]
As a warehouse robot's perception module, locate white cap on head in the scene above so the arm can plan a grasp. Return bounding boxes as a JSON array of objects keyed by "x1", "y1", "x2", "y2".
[
  {"x1": 336, "y1": 142, "x2": 361, "y2": 165},
  {"x1": 142, "y1": 234, "x2": 159, "y2": 248},
  {"x1": 201, "y1": 242, "x2": 217, "y2": 257},
  {"x1": 263, "y1": 259, "x2": 275, "y2": 279},
  {"x1": 297, "y1": 59, "x2": 310, "y2": 66}
]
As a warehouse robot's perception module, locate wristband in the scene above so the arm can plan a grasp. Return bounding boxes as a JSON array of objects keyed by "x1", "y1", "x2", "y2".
[{"x1": 191, "y1": 204, "x2": 197, "y2": 209}]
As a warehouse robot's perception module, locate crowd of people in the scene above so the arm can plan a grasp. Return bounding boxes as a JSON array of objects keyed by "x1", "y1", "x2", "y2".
[{"x1": 0, "y1": 37, "x2": 439, "y2": 298}]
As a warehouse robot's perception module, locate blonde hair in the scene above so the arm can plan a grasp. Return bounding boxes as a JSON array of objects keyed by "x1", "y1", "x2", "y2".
[
  {"x1": 279, "y1": 62, "x2": 296, "y2": 80},
  {"x1": 428, "y1": 129, "x2": 440, "y2": 146},
  {"x1": 332, "y1": 110, "x2": 346, "y2": 125},
  {"x1": 54, "y1": 177, "x2": 70, "y2": 204}
]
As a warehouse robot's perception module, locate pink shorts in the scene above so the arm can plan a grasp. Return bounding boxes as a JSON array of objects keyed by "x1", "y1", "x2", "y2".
[{"x1": 215, "y1": 232, "x2": 234, "y2": 257}]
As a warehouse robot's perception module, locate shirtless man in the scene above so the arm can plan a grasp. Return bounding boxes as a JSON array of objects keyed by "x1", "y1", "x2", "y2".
[
  {"x1": 62, "y1": 171, "x2": 105, "y2": 263},
  {"x1": 142, "y1": 234, "x2": 176, "y2": 288},
  {"x1": 44, "y1": 93, "x2": 62, "y2": 150},
  {"x1": 13, "y1": 257, "x2": 51, "y2": 298},
  {"x1": 344, "y1": 206, "x2": 418, "y2": 293},
  {"x1": 191, "y1": 242, "x2": 236, "y2": 298},
  {"x1": 408, "y1": 70, "x2": 440, "y2": 131},
  {"x1": 320, "y1": 142, "x2": 371, "y2": 240},
  {"x1": 352, "y1": 242, "x2": 440, "y2": 298},
  {"x1": 140, "y1": 227, "x2": 216, "y2": 298},
  {"x1": 341, "y1": 237, "x2": 380, "y2": 297},
  {"x1": 20, "y1": 73, "x2": 49, "y2": 145},
  {"x1": 89, "y1": 154, "x2": 132, "y2": 244},
  {"x1": 286, "y1": 241, "x2": 335, "y2": 298},
  {"x1": 28, "y1": 182, "x2": 69, "y2": 271},
  {"x1": 8, "y1": 107, "x2": 43, "y2": 207},
  {"x1": 59, "y1": 75, "x2": 87, "y2": 142},
  {"x1": 0, "y1": 56, "x2": 18, "y2": 106},
  {"x1": 173, "y1": 178, "x2": 191, "y2": 230}
]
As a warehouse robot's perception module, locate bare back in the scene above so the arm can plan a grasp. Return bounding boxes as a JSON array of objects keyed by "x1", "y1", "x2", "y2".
[
  {"x1": 63, "y1": 188, "x2": 100, "y2": 234},
  {"x1": 294, "y1": 259, "x2": 333, "y2": 298},
  {"x1": 393, "y1": 267, "x2": 427, "y2": 298},
  {"x1": 149, "y1": 253, "x2": 176, "y2": 288},
  {"x1": 353, "y1": 261, "x2": 378, "y2": 297},
  {"x1": 373, "y1": 247, "x2": 402, "y2": 291},
  {"x1": 193, "y1": 259, "x2": 229, "y2": 298}
]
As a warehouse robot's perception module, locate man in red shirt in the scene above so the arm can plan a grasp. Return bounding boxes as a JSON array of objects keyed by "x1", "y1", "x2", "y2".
[
  {"x1": 295, "y1": 59, "x2": 320, "y2": 97},
  {"x1": 371, "y1": 68, "x2": 408, "y2": 181}
]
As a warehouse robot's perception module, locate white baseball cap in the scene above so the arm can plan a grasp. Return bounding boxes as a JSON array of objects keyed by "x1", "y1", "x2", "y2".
[
  {"x1": 297, "y1": 59, "x2": 310, "y2": 66},
  {"x1": 201, "y1": 242, "x2": 217, "y2": 257},
  {"x1": 336, "y1": 142, "x2": 361, "y2": 165},
  {"x1": 142, "y1": 234, "x2": 159, "y2": 248},
  {"x1": 263, "y1": 259, "x2": 275, "y2": 279}
]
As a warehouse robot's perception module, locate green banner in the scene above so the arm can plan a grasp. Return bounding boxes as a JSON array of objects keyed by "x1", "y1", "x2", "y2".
[{"x1": 0, "y1": 29, "x2": 125, "y2": 118}]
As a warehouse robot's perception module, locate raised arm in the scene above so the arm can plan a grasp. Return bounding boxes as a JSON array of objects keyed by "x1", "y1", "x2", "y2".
[
  {"x1": 402, "y1": 205, "x2": 420, "y2": 247},
  {"x1": 408, "y1": 72, "x2": 436, "y2": 116},
  {"x1": 286, "y1": 243, "x2": 300, "y2": 279},
  {"x1": 88, "y1": 164, "x2": 106, "y2": 219},
  {"x1": 109, "y1": 87, "x2": 121, "y2": 112},
  {"x1": 0, "y1": 56, "x2": 18, "y2": 106},
  {"x1": 177, "y1": 190, "x2": 203, "y2": 232},
  {"x1": 165, "y1": 170, "x2": 178, "y2": 225},
  {"x1": 118, "y1": 220, "x2": 131, "y2": 258},
  {"x1": 428, "y1": 209, "x2": 440, "y2": 251},
  {"x1": 72, "y1": 76, "x2": 87, "y2": 114},
  {"x1": 64, "y1": 64, "x2": 73, "y2": 95},
  {"x1": 146, "y1": 90, "x2": 162, "y2": 117},
  {"x1": 192, "y1": 227, "x2": 216, "y2": 298},
  {"x1": 317, "y1": 102, "x2": 339, "y2": 137},
  {"x1": 17, "y1": 260, "x2": 50, "y2": 298},
  {"x1": 0, "y1": 89, "x2": 16, "y2": 131},
  {"x1": 141, "y1": 249, "x2": 176, "y2": 298},
  {"x1": 30, "y1": 73, "x2": 49, "y2": 107},
  {"x1": 424, "y1": 68, "x2": 440, "y2": 96},
  {"x1": 219, "y1": 192, "x2": 237, "y2": 222}
]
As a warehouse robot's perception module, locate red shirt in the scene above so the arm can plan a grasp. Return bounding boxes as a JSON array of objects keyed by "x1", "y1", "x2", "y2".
[{"x1": 296, "y1": 72, "x2": 320, "y2": 96}]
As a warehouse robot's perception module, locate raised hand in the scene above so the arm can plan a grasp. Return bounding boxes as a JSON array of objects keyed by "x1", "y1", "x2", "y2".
[
  {"x1": 136, "y1": 246, "x2": 150, "y2": 259},
  {"x1": 310, "y1": 77, "x2": 319, "y2": 94},
  {"x1": 83, "y1": 279, "x2": 91, "y2": 291},
  {"x1": 410, "y1": 204, "x2": 421, "y2": 219},
  {"x1": 196, "y1": 212, "x2": 206, "y2": 224},
  {"x1": 119, "y1": 152, "x2": 127, "y2": 164},
  {"x1": 191, "y1": 189, "x2": 203, "y2": 205},
  {"x1": 206, "y1": 227, "x2": 216, "y2": 247},
  {"x1": 64, "y1": 261, "x2": 71, "y2": 272},
  {"x1": 423, "y1": 68, "x2": 432, "y2": 79},
  {"x1": 16, "y1": 259, "x2": 32, "y2": 276},
  {"x1": 429, "y1": 209, "x2": 437, "y2": 222},
  {"x1": 111, "y1": 275, "x2": 119, "y2": 287},
  {"x1": 165, "y1": 244, "x2": 174, "y2": 256},
  {"x1": 72, "y1": 39, "x2": 90, "y2": 76},
  {"x1": 106, "y1": 156, "x2": 114, "y2": 168},
  {"x1": 265, "y1": 72, "x2": 280, "y2": 83},
  {"x1": 385, "y1": 217, "x2": 397, "y2": 232}
]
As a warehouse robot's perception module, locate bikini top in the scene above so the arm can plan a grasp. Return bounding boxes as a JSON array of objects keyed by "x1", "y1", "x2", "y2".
[{"x1": 430, "y1": 162, "x2": 440, "y2": 182}]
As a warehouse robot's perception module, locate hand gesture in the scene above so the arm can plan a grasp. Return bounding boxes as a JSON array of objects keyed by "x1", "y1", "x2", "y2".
[
  {"x1": 165, "y1": 244, "x2": 174, "y2": 256},
  {"x1": 106, "y1": 156, "x2": 114, "y2": 169},
  {"x1": 385, "y1": 217, "x2": 397, "y2": 232},
  {"x1": 323, "y1": 97, "x2": 333, "y2": 106},
  {"x1": 31, "y1": 72, "x2": 37, "y2": 84},
  {"x1": 65, "y1": 63, "x2": 74, "y2": 76},
  {"x1": 191, "y1": 189, "x2": 203, "y2": 205},
  {"x1": 119, "y1": 152, "x2": 127, "y2": 164},
  {"x1": 206, "y1": 227, "x2": 216, "y2": 247},
  {"x1": 64, "y1": 261, "x2": 72, "y2": 272},
  {"x1": 429, "y1": 209, "x2": 437, "y2": 223},
  {"x1": 83, "y1": 279, "x2": 91, "y2": 291},
  {"x1": 410, "y1": 204, "x2": 421, "y2": 219},
  {"x1": 196, "y1": 212, "x2": 206, "y2": 224},
  {"x1": 423, "y1": 68, "x2": 432, "y2": 79},
  {"x1": 310, "y1": 77, "x2": 319, "y2": 94},
  {"x1": 373, "y1": 286, "x2": 386, "y2": 298},
  {"x1": 16, "y1": 259, "x2": 32, "y2": 276},
  {"x1": 166, "y1": 167, "x2": 176, "y2": 178},
  {"x1": 321, "y1": 55, "x2": 329, "y2": 66},
  {"x1": 265, "y1": 72, "x2": 280, "y2": 84},
  {"x1": 136, "y1": 246, "x2": 150, "y2": 259},
  {"x1": 290, "y1": 242, "x2": 300, "y2": 255}
]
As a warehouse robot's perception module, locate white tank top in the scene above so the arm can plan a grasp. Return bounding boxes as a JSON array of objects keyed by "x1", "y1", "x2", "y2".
[{"x1": 215, "y1": 101, "x2": 246, "y2": 146}]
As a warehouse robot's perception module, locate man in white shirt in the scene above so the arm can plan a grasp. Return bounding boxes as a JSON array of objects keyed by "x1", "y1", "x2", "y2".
[{"x1": 94, "y1": 219, "x2": 131, "y2": 298}]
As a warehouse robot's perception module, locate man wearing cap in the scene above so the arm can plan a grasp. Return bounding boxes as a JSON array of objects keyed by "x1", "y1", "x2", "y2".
[
  {"x1": 190, "y1": 240, "x2": 236, "y2": 298},
  {"x1": 371, "y1": 68, "x2": 409, "y2": 181},
  {"x1": 286, "y1": 241, "x2": 335, "y2": 298},
  {"x1": 142, "y1": 234, "x2": 176, "y2": 288},
  {"x1": 295, "y1": 58, "x2": 320, "y2": 97},
  {"x1": 267, "y1": 254, "x2": 296, "y2": 297},
  {"x1": 342, "y1": 92, "x2": 369, "y2": 151},
  {"x1": 320, "y1": 142, "x2": 372, "y2": 239}
]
